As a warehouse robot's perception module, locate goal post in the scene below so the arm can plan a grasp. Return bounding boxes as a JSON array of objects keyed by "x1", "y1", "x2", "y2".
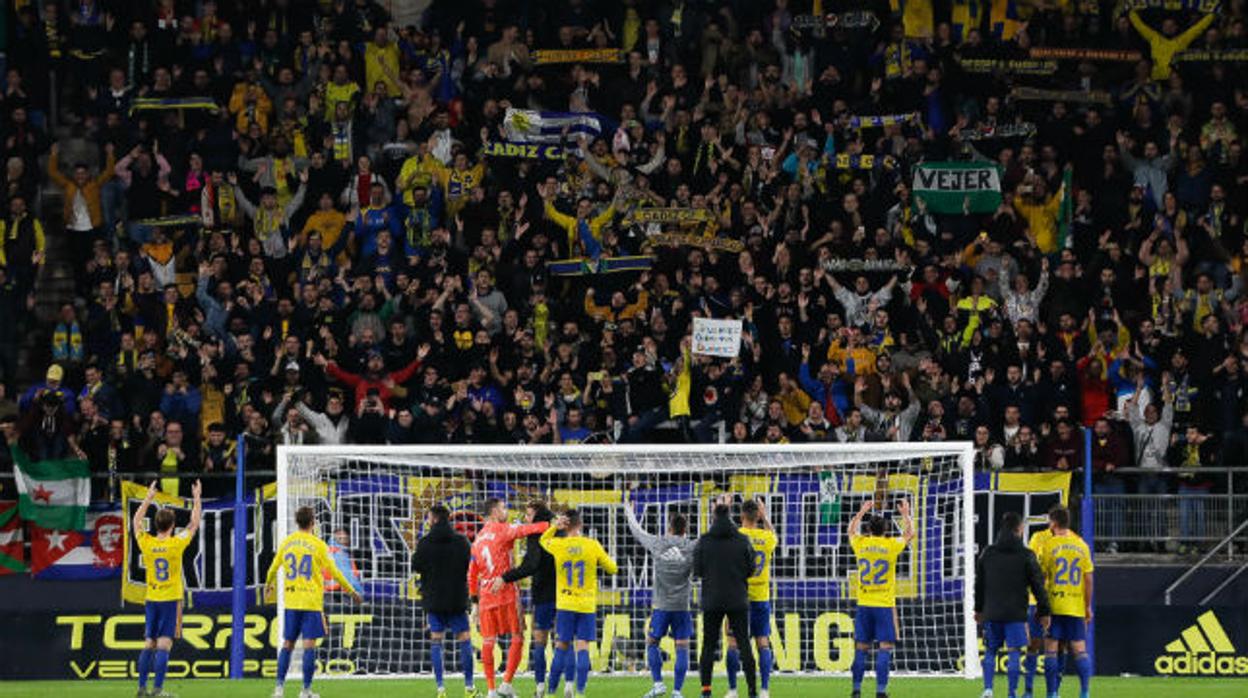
[{"x1": 274, "y1": 443, "x2": 978, "y2": 680}]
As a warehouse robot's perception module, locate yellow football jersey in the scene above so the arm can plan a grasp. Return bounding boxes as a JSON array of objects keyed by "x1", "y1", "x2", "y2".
[
  {"x1": 1027, "y1": 528, "x2": 1054, "y2": 605},
  {"x1": 266, "y1": 530, "x2": 357, "y2": 611},
  {"x1": 742, "y1": 526, "x2": 778, "y2": 602},
  {"x1": 540, "y1": 526, "x2": 618, "y2": 614},
  {"x1": 1041, "y1": 532, "x2": 1093, "y2": 618},
  {"x1": 137, "y1": 529, "x2": 192, "y2": 602},
  {"x1": 850, "y1": 534, "x2": 908, "y2": 608}
]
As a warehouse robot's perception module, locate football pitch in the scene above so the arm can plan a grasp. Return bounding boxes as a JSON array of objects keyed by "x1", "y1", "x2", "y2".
[{"x1": 1, "y1": 677, "x2": 1245, "y2": 697}]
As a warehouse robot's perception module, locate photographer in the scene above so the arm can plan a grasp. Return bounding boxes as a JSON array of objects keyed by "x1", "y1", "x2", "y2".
[{"x1": 18, "y1": 380, "x2": 77, "y2": 462}]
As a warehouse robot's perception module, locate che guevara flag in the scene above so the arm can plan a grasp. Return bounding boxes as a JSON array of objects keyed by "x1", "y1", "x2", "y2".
[{"x1": 10, "y1": 445, "x2": 90, "y2": 531}]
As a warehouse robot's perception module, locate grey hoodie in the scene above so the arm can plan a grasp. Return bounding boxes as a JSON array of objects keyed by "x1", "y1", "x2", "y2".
[{"x1": 625, "y1": 503, "x2": 696, "y2": 611}]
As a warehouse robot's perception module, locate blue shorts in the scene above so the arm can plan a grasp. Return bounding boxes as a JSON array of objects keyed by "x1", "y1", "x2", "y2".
[
  {"x1": 1028, "y1": 605, "x2": 1045, "y2": 641},
  {"x1": 984, "y1": 621, "x2": 1028, "y2": 651},
  {"x1": 649, "y1": 610, "x2": 693, "y2": 641},
  {"x1": 533, "y1": 601, "x2": 556, "y2": 631},
  {"x1": 555, "y1": 610, "x2": 597, "y2": 643},
  {"x1": 1048, "y1": 614, "x2": 1087, "y2": 643},
  {"x1": 427, "y1": 611, "x2": 469, "y2": 635},
  {"x1": 144, "y1": 600, "x2": 180, "y2": 640},
  {"x1": 283, "y1": 609, "x2": 326, "y2": 642},
  {"x1": 749, "y1": 601, "x2": 772, "y2": 638},
  {"x1": 854, "y1": 606, "x2": 897, "y2": 644}
]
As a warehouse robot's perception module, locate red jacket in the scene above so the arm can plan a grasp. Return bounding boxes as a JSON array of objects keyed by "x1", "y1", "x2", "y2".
[
  {"x1": 326, "y1": 356, "x2": 423, "y2": 408},
  {"x1": 1076, "y1": 356, "x2": 1111, "y2": 426}
]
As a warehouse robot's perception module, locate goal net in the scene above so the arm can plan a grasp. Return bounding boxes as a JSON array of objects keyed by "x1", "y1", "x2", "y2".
[{"x1": 275, "y1": 444, "x2": 977, "y2": 679}]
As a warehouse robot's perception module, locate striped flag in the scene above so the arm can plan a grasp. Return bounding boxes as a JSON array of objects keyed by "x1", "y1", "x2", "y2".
[
  {"x1": 29, "y1": 508, "x2": 124, "y2": 579},
  {"x1": 818, "y1": 471, "x2": 841, "y2": 525},
  {"x1": 11, "y1": 446, "x2": 90, "y2": 531},
  {"x1": 503, "y1": 108, "x2": 603, "y2": 144},
  {"x1": 0, "y1": 502, "x2": 26, "y2": 575}
]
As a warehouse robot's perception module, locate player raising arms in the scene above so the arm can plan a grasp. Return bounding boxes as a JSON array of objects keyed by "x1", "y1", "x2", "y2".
[
  {"x1": 623, "y1": 489, "x2": 696, "y2": 698},
  {"x1": 413, "y1": 503, "x2": 478, "y2": 698},
  {"x1": 500, "y1": 500, "x2": 558, "y2": 697},
  {"x1": 725, "y1": 498, "x2": 778, "y2": 698},
  {"x1": 1040, "y1": 506, "x2": 1093, "y2": 698},
  {"x1": 848, "y1": 498, "x2": 914, "y2": 698},
  {"x1": 470, "y1": 498, "x2": 552, "y2": 698},
  {"x1": 540, "y1": 509, "x2": 619, "y2": 698},
  {"x1": 131, "y1": 479, "x2": 201, "y2": 698},
  {"x1": 265, "y1": 506, "x2": 363, "y2": 698}
]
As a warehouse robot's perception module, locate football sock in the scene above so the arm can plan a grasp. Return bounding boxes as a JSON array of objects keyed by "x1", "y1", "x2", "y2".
[
  {"x1": 301, "y1": 646, "x2": 317, "y2": 689},
  {"x1": 482, "y1": 638, "x2": 497, "y2": 690},
  {"x1": 137, "y1": 648, "x2": 153, "y2": 689},
  {"x1": 504, "y1": 635, "x2": 525, "y2": 683},
  {"x1": 1007, "y1": 649, "x2": 1022, "y2": 697},
  {"x1": 759, "y1": 646, "x2": 773, "y2": 690},
  {"x1": 647, "y1": 642, "x2": 663, "y2": 684},
  {"x1": 875, "y1": 648, "x2": 892, "y2": 692},
  {"x1": 674, "y1": 645, "x2": 689, "y2": 692},
  {"x1": 575, "y1": 649, "x2": 590, "y2": 693},
  {"x1": 851, "y1": 648, "x2": 868, "y2": 692},
  {"x1": 431, "y1": 643, "x2": 445, "y2": 687},
  {"x1": 460, "y1": 639, "x2": 475, "y2": 688},
  {"x1": 153, "y1": 649, "x2": 169, "y2": 690},
  {"x1": 725, "y1": 647, "x2": 740, "y2": 690},
  {"x1": 532, "y1": 641, "x2": 547, "y2": 687}
]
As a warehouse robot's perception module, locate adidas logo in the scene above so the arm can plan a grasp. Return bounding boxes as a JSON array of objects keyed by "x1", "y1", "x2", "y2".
[{"x1": 1155, "y1": 610, "x2": 1248, "y2": 675}]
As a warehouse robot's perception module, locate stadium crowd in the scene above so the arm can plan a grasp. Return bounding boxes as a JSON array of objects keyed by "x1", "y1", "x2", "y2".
[{"x1": 0, "y1": 0, "x2": 1246, "y2": 518}]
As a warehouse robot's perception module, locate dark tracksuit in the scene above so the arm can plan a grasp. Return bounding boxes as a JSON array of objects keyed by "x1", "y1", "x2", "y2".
[{"x1": 693, "y1": 511, "x2": 757, "y2": 697}]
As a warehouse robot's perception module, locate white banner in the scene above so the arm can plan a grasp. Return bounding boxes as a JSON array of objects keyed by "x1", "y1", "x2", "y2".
[{"x1": 692, "y1": 317, "x2": 743, "y2": 358}]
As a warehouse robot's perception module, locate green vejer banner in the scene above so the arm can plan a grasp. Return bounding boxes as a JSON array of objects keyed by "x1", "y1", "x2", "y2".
[{"x1": 912, "y1": 162, "x2": 1003, "y2": 215}]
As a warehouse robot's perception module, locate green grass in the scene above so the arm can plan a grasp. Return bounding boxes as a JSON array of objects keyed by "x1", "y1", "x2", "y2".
[{"x1": 0, "y1": 676, "x2": 1245, "y2": 698}]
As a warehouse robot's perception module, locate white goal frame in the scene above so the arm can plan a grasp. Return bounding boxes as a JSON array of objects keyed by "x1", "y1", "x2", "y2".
[{"x1": 275, "y1": 442, "x2": 978, "y2": 680}]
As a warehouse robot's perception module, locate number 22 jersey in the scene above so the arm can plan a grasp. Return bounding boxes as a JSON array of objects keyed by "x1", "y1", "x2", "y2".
[{"x1": 850, "y1": 534, "x2": 908, "y2": 608}]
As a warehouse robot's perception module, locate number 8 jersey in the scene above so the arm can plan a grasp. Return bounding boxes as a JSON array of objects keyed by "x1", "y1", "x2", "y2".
[
  {"x1": 850, "y1": 534, "x2": 908, "y2": 608},
  {"x1": 136, "y1": 529, "x2": 192, "y2": 602},
  {"x1": 266, "y1": 530, "x2": 357, "y2": 611}
]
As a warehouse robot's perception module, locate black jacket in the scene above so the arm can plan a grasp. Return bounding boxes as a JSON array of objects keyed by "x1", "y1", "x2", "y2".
[
  {"x1": 412, "y1": 519, "x2": 472, "y2": 614},
  {"x1": 974, "y1": 529, "x2": 1050, "y2": 623},
  {"x1": 502, "y1": 513, "x2": 556, "y2": 604},
  {"x1": 692, "y1": 512, "x2": 754, "y2": 612}
]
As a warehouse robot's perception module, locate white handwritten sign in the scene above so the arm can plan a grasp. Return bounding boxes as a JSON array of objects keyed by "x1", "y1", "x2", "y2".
[{"x1": 692, "y1": 317, "x2": 743, "y2": 358}]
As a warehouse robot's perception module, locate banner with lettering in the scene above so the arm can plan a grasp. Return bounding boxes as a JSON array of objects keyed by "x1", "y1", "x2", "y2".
[
  {"x1": 532, "y1": 49, "x2": 624, "y2": 65},
  {"x1": 692, "y1": 317, "x2": 744, "y2": 358},
  {"x1": 1172, "y1": 49, "x2": 1248, "y2": 64},
  {"x1": 482, "y1": 141, "x2": 569, "y2": 160},
  {"x1": 1029, "y1": 47, "x2": 1143, "y2": 62},
  {"x1": 912, "y1": 162, "x2": 1003, "y2": 214},
  {"x1": 847, "y1": 113, "x2": 921, "y2": 129},
  {"x1": 121, "y1": 481, "x2": 278, "y2": 607},
  {"x1": 958, "y1": 58, "x2": 1058, "y2": 76}
]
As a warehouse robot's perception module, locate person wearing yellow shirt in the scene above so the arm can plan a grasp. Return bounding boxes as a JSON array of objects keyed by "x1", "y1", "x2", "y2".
[
  {"x1": 131, "y1": 479, "x2": 202, "y2": 698},
  {"x1": 540, "y1": 509, "x2": 619, "y2": 698},
  {"x1": 265, "y1": 506, "x2": 362, "y2": 698},
  {"x1": 1129, "y1": 10, "x2": 1217, "y2": 81},
  {"x1": 424, "y1": 150, "x2": 485, "y2": 218},
  {"x1": 848, "y1": 498, "x2": 914, "y2": 698},
  {"x1": 1024, "y1": 521, "x2": 1056, "y2": 697},
  {"x1": 540, "y1": 181, "x2": 616, "y2": 259},
  {"x1": 722, "y1": 497, "x2": 779, "y2": 698},
  {"x1": 324, "y1": 64, "x2": 361, "y2": 120},
  {"x1": 363, "y1": 27, "x2": 401, "y2": 97},
  {"x1": 1038, "y1": 506, "x2": 1094, "y2": 698},
  {"x1": 1013, "y1": 171, "x2": 1065, "y2": 254}
]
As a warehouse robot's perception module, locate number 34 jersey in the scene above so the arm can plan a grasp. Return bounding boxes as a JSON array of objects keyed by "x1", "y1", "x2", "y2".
[
  {"x1": 136, "y1": 529, "x2": 192, "y2": 602},
  {"x1": 266, "y1": 530, "x2": 357, "y2": 611},
  {"x1": 540, "y1": 526, "x2": 618, "y2": 614},
  {"x1": 850, "y1": 534, "x2": 908, "y2": 608}
]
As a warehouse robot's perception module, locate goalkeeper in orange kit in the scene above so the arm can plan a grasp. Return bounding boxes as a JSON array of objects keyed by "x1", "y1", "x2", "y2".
[{"x1": 469, "y1": 498, "x2": 552, "y2": 698}]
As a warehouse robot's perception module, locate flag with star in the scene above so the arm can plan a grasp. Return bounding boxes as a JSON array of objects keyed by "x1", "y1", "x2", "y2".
[
  {"x1": 10, "y1": 445, "x2": 90, "y2": 531},
  {"x1": 0, "y1": 502, "x2": 26, "y2": 575},
  {"x1": 28, "y1": 507, "x2": 124, "y2": 579}
]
